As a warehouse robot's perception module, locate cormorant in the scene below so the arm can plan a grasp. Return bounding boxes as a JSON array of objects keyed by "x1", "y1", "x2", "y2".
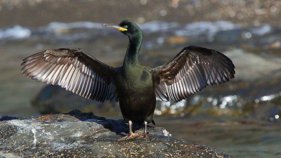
[{"x1": 21, "y1": 20, "x2": 235, "y2": 139}]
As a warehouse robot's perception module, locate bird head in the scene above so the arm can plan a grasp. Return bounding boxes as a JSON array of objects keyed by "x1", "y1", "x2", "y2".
[{"x1": 105, "y1": 20, "x2": 142, "y2": 39}]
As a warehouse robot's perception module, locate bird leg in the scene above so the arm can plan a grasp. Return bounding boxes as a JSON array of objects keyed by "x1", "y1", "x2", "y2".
[
  {"x1": 119, "y1": 120, "x2": 149, "y2": 140},
  {"x1": 142, "y1": 121, "x2": 149, "y2": 138},
  {"x1": 144, "y1": 121, "x2": 147, "y2": 134},
  {"x1": 128, "y1": 120, "x2": 135, "y2": 136},
  {"x1": 119, "y1": 120, "x2": 140, "y2": 140}
]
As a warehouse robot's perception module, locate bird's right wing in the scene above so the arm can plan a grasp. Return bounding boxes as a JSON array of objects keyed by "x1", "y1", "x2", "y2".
[
  {"x1": 21, "y1": 48, "x2": 118, "y2": 102},
  {"x1": 151, "y1": 46, "x2": 235, "y2": 102}
]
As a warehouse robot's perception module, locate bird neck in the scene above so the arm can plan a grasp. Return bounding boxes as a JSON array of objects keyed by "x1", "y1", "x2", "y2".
[{"x1": 124, "y1": 33, "x2": 142, "y2": 66}]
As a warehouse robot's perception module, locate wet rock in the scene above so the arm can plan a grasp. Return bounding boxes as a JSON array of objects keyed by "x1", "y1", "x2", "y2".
[
  {"x1": 0, "y1": 124, "x2": 17, "y2": 140},
  {"x1": 0, "y1": 116, "x2": 18, "y2": 121},
  {"x1": 32, "y1": 85, "x2": 120, "y2": 117},
  {"x1": 225, "y1": 49, "x2": 281, "y2": 80},
  {"x1": 31, "y1": 85, "x2": 93, "y2": 114},
  {"x1": 0, "y1": 112, "x2": 229, "y2": 157}
]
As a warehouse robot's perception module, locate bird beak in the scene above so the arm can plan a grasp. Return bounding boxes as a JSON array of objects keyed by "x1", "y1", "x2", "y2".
[{"x1": 103, "y1": 24, "x2": 128, "y2": 32}]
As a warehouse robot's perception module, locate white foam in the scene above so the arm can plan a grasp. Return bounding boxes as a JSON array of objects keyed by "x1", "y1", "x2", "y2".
[
  {"x1": 0, "y1": 25, "x2": 31, "y2": 39},
  {"x1": 45, "y1": 21, "x2": 104, "y2": 33},
  {"x1": 175, "y1": 21, "x2": 239, "y2": 41},
  {"x1": 162, "y1": 129, "x2": 172, "y2": 137},
  {"x1": 251, "y1": 24, "x2": 272, "y2": 36},
  {"x1": 260, "y1": 93, "x2": 281, "y2": 102},
  {"x1": 155, "y1": 100, "x2": 186, "y2": 115},
  {"x1": 219, "y1": 95, "x2": 238, "y2": 109},
  {"x1": 140, "y1": 21, "x2": 178, "y2": 33},
  {"x1": 206, "y1": 95, "x2": 239, "y2": 109}
]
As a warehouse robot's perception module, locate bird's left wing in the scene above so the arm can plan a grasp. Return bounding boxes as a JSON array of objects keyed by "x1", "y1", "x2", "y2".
[
  {"x1": 21, "y1": 48, "x2": 118, "y2": 102},
  {"x1": 151, "y1": 46, "x2": 235, "y2": 102}
]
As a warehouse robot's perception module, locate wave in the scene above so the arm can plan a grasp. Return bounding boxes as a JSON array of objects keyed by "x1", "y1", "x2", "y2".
[
  {"x1": 0, "y1": 25, "x2": 31, "y2": 39},
  {"x1": 175, "y1": 21, "x2": 239, "y2": 41},
  {"x1": 0, "y1": 21, "x2": 274, "y2": 43}
]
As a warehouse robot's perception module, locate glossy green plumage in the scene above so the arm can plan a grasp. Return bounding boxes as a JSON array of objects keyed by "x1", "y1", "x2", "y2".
[{"x1": 114, "y1": 21, "x2": 156, "y2": 123}]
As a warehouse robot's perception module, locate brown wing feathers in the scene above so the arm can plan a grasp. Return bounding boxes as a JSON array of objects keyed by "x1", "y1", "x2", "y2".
[
  {"x1": 21, "y1": 48, "x2": 118, "y2": 102},
  {"x1": 153, "y1": 46, "x2": 235, "y2": 102}
]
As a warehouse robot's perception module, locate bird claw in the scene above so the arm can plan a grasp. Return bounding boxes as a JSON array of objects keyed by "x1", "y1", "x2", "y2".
[
  {"x1": 118, "y1": 120, "x2": 150, "y2": 141},
  {"x1": 141, "y1": 132, "x2": 149, "y2": 138},
  {"x1": 118, "y1": 132, "x2": 149, "y2": 141}
]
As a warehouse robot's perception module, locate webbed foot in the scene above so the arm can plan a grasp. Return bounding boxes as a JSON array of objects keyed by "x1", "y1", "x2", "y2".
[
  {"x1": 118, "y1": 120, "x2": 149, "y2": 141},
  {"x1": 118, "y1": 132, "x2": 145, "y2": 141}
]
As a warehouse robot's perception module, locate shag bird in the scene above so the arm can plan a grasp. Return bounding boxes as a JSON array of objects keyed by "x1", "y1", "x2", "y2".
[{"x1": 21, "y1": 20, "x2": 235, "y2": 139}]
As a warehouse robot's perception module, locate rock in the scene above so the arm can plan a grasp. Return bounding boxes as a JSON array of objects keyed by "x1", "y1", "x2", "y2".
[
  {"x1": 0, "y1": 111, "x2": 230, "y2": 157},
  {"x1": 225, "y1": 49, "x2": 281, "y2": 80},
  {"x1": 31, "y1": 85, "x2": 94, "y2": 114},
  {"x1": 31, "y1": 85, "x2": 120, "y2": 117}
]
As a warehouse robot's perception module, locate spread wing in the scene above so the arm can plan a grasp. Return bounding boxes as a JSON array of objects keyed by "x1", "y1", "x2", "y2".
[
  {"x1": 21, "y1": 48, "x2": 118, "y2": 102},
  {"x1": 152, "y1": 46, "x2": 235, "y2": 102}
]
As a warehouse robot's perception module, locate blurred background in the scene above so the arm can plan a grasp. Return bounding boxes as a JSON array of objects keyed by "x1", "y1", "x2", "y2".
[{"x1": 0, "y1": 0, "x2": 281, "y2": 157}]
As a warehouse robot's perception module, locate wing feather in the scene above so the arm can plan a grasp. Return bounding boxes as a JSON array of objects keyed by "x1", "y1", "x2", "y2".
[
  {"x1": 152, "y1": 46, "x2": 235, "y2": 102},
  {"x1": 21, "y1": 48, "x2": 118, "y2": 102}
]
